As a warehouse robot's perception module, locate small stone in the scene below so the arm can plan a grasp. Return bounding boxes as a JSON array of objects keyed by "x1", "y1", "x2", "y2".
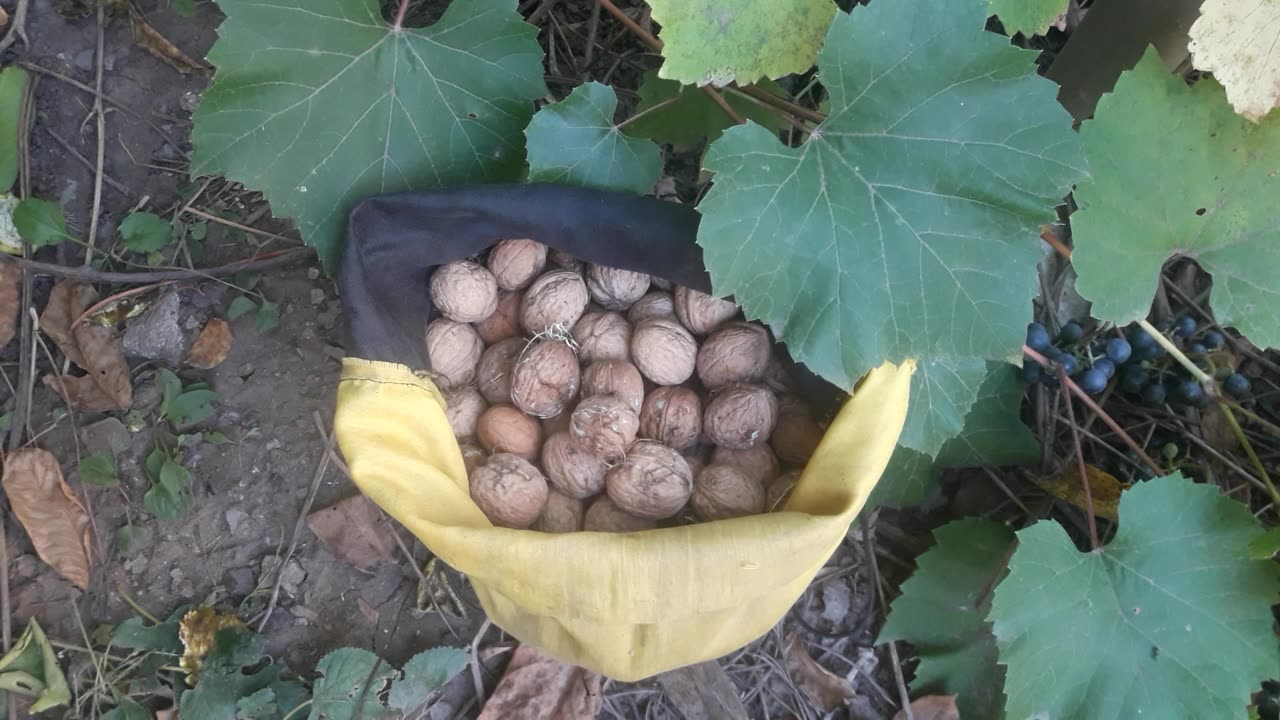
[
  {"x1": 224, "y1": 567, "x2": 255, "y2": 596},
  {"x1": 124, "y1": 554, "x2": 149, "y2": 574},
  {"x1": 279, "y1": 559, "x2": 306, "y2": 597},
  {"x1": 80, "y1": 418, "x2": 130, "y2": 456},
  {"x1": 170, "y1": 568, "x2": 185, "y2": 586},
  {"x1": 225, "y1": 509, "x2": 249, "y2": 534},
  {"x1": 179, "y1": 91, "x2": 199, "y2": 114},
  {"x1": 291, "y1": 605, "x2": 320, "y2": 623},
  {"x1": 123, "y1": 292, "x2": 187, "y2": 365},
  {"x1": 74, "y1": 48, "x2": 94, "y2": 71},
  {"x1": 310, "y1": 288, "x2": 325, "y2": 305},
  {"x1": 237, "y1": 362, "x2": 255, "y2": 378},
  {"x1": 322, "y1": 345, "x2": 345, "y2": 362},
  {"x1": 264, "y1": 438, "x2": 282, "y2": 451},
  {"x1": 306, "y1": 268, "x2": 320, "y2": 280}
]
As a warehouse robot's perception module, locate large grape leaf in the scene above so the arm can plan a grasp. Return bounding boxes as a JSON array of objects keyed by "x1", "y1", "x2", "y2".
[
  {"x1": 647, "y1": 0, "x2": 835, "y2": 87},
  {"x1": 524, "y1": 82, "x2": 662, "y2": 195},
  {"x1": 1073, "y1": 48, "x2": 1280, "y2": 348},
  {"x1": 989, "y1": 0, "x2": 1065, "y2": 37},
  {"x1": 191, "y1": 0, "x2": 546, "y2": 270},
  {"x1": 879, "y1": 519, "x2": 1015, "y2": 720},
  {"x1": 900, "y1": 357, "x2": 988, "y2": 457},
  {"x1": 697, "y1": 0, "x2": 1086, "y2": 391},
  {"x1": 1189, "y1": 0, "x2": 1280, "y2": 121},
  {"x1": 870, "y1": 363, "x2": 1038, "y2": 510},
  {"x1": 990, "y1": 474, "x2": 1280, "y2": 719},
  {"x1": 622, "y1": 71, "x2": 788, "y2": 148}
]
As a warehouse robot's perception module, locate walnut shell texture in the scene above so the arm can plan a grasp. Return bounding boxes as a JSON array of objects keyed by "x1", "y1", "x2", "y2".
[
  {"x1": 521, "y1": 270, "x2": 589, "y2": 334},
  {"x1": 696, "y1": 322, "x2": 771, "y2": 390},
  {"x1": 583, "y1": 496, "x2": 657, "y2": 533},
  {"x1": 627, "y1": 291, "x2": 675, "y2": 325},
  {"x1": 430, "y1": 260, "x2": 498, "y2": 322},
  {"x1": 458, "y1": 441, "x2": 487, "y2": 479},
  {"x1": 766, "y1": 470, "x2": 800, "y2": 512},
  {"x1": 710, "y1": 444, "x2": 779, "y2": 488},
  {"x1": 639, "y1": 386, "x2": 702, "y2": 451},
  {"x1": 674, "y1": 286, "x2": 738, "y2": 335},
  {"x1": 511, "y1": 339, "x2": 580, "y2": 418},
  {"x1": 488, "y1": 239, "x2": 548, "y2": 291},
  {"x1": 474, "y1": 290, "x2": 523, "y2": 345},
  {"x1": 534, "y1": 488, "x2": 584, "y2": 533},
  {"x1": 586, "y1": 264, "x2": 650, "y2": 310},
  {"x1": 771, "y1": 396, "x2": 824, "y2": 465},
  {"x1": 548, "y1": 249, "x2": 581, "y2": 271},
  {"x1": 541, "y1": 431, "x2": 608, "y2": 499},
  {"x1": 704, "y1": 384, "x2": 779, "y2": 450},
  {"x1": 569, "y1": 395, "x2": 639, "y2": 462},
  {"x1": 692, "y1": 464, "x2": 766, "y2": 521},
  {"x1": 475, "y1": 337, "x2": 525, "y2": 405},
  {"x1": 470, "y1": 453, "x2": 549, "y2": 529},
  {"x1": 444, "y1": 386, "x2": 488, "y2": 439},
  {"x1": 572, "y1": 311, "x2": 632, "y2": 364},
  {"x1": 581, "y1": 360, "x2": 645, "y2": 414},
  {"x1": 606, "y1": 441, "x2": 693, "y2": 519},
  {"x1": 425, "y1": 319, "x2": 483, "y2": 389},
  {"x1": 476, "y1": 406, "x2": 543, "y2": 461},
  {"x1": 631, "y1": 318, "x2": 697, "y2": 386}
]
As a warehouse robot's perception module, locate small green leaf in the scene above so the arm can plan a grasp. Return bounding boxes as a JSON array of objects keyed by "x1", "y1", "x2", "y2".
[
  {"x1": 169, "y1": 0, "x2": 197, "y2": 16},
  {"x1": 78, "y1": 453, "x2": 119, "y2": 487},
  {"x1": 227, "y1": 295, "x2": 257, "y2": 320},
  {"x1": 990, "y1": 474, "x2": 1280, "y2": 718},
  {"x1": 0, "y1": 619, "x2": 71, "y2": 713},
  {"x1": 0, "y1": 411, "x2": 12, "y2": 432},
  {"x1": 13, "y1": 198, "x2": 69, "y2": 247},
  {"x1": 989, "y1": 0, "x2": 1064, "y2": 36},
  {"x1": 144, "y1": 458, "x2": 193, "y2": 519},
  {"x1": 111, "y1": 616, "x2": 183, "y2": 654},
  {"x1": 189, "y1": 220, "x2": 208, "y2": 240},
  {"x1": 204, "y1": 431, "x2": 232, "y2": 446},
  {"x1": 154, "y1": 368, "x2": 182, "y2": 417},
  {"x1": 120, "y1": 212, "x2": 173, "y2": 252},
  {"x1": 115, "y1": 525, "x2": 143, "y2": 556},
  {"x1": 168, "y1": 389, "x2": 217, "y2": 428},
  {"x1": 255, "y1": 301, "x2": 279, "y2": 332},
  {"x1": 144, "y1": 446, "x2": 168, "y2": 482},
  {"x1": 1248, "y1": 525, "x2": 1280, "y2": 559},
  {"x1": 233, "y1": 271, "x2": 260, "y2": 291},
  {"x1": 388, "y1": 647, "x2": 469, "y2": 713},
  {"x1": 525, "y1": 82, "x2": 662, "y2": 195},
  {"x1": 624, "y1": 71, "x2": 789, "y2": 147},
  {"x1": 311, "y1": 648, "x2": 397, "y2": 720},
  {"x1": 0, "y1": 68, "x2": 29, "y2": 192}
]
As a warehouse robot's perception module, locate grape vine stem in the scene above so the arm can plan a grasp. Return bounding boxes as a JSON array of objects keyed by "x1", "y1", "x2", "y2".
[{"x1": 1059, "y1": 364, "x2": 1100, "y2": 550}]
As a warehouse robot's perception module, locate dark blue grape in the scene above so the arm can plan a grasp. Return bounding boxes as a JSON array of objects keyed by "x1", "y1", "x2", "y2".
[
  {"x1": 1026, "y1": 322, "x2": 1051, "y2": 352},
  {"x1": 1077, "y1": 368, "x2": 1107, "y2": 394},
  {"x1": 1177, "y1": 379, "x2": 1207, "y2": 406},
  {"x1": 1138, "y1": 343, "x2": 1166, "y2": 362},
  {"x1": 1045, "y1": 346, "x2": 1065, "y2": 362},
  {"x1": 1223, "y1": 373, "x2": 1251, "y2": 398},
  {"x1": 1093, "y1": 358, "x2": 1116, "y2": 379},
  {"x1": 1057, "y1": 322, "x2": 1084, "y2": 345},
  {"x1": 1105, "y1": 338, "x2": 1132, "y2": 364},
  {"x1": 1022, "y1": 360, "x2": 1042, "y2": 384},
  {"x1": 1174, "y1": 315, "x2": 1196, "y2": 337},
  {"x1": 1057, "y1": 354, "x2": 1078, "y2": 376},
  {"x1": 1203, "y1": 330, "x2": 1225, "y2": 350},
  {"x1": 1187, "y1": 343, "x2": 1207, "y2": 356},
  {"x1": 1141, "y1": 383, "x2": 1167, "y2": 405},
  {"x1": 1129, "y1": 327, "x2": 1156, "y2": 350},
  {"x1": 1120, "y1": 366, "x2": 1148, "y2": 394}
]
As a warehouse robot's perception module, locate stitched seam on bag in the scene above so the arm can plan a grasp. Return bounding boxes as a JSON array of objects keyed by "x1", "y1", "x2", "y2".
[{"x1": 341, "y1": 376, "x2": 444, "y2": 405}]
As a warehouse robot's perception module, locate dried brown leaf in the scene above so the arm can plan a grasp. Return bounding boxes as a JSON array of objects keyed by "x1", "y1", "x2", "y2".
[
  {"x1": 39, "y1": 280, "x2": 132, "y2": 410},
  {"x1": 0, "y1": 5, "x2": 9, "y2": 27},
  {"x1": 40, "y1": 280, "x2": 95, "y2": 367},
  {"x1": 129, "y1": 7, "x2": 208, "y2": 75},
  {"x1": 0, "y1": 263, "x2": 19, "y2": 349},
  {"x1": 892, "y1": 695, "x2": 960, "y2": 720},
  {"x1": 42, "y1": 374, "x2": 122, "y2": 413},
  {"x1": 1031, "y1": 462, "x2": 1126, "y2": 521},
  {"x1": 2, "y1": 448, "x2": 91, "y2": 589},
  {"x1": 477, "y1": 644, "x2": 602, "y2": 720},
  {"x1": 305, "y1": 494, "x2": 397, "y2": 571},
  {"x1": 1200, "y1": 401, "x2": 1241, "y2": 453},
  {"x1": 186, "y1": 318, "x2": 232, "y2": 369},
  {"x1": 784, "y1": 633, "x2": 855, "y2": 712}
]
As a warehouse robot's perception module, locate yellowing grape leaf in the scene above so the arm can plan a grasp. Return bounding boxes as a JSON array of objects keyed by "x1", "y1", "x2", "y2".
[
  {"x1": 1073, "y1": 48, "x2": 1280, "y2": 348},
  {"x1": 191, "y1": 0, "x2": 547, "y2": 269},
  {"x1": 1189, "y1": 0, "x2": 1280, "y2": 121},
  {"x1": 1031, "y1": 462, "x2": 1126, "y2": 521},
  {"x1": 989, "y1": 0, "x2": 1065, "y2": 37}
]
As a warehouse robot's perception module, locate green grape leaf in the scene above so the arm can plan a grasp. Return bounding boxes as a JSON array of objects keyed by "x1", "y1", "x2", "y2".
[
  {"x1": 1248, "y1": 525, "x2": 1280, "y2": 559},
  {"x1": 144, "y1": 459, "x2": 193, "y2": 519},
  {"x1": 119, "y1": 212, "x2": 173, "y2": 252},
  {"x1": 0, "y1": 619, "x2": 71, "y2": 713},
  {"x1": 1073, "y1": 48, "x2": 1280, "y2": 348},
  {"x1": 311, "y1": 648, "x2": 397, "y2": 720},
  {"x1": 233, "y1": 687, "x2": 277, "y2": 720},
  {"x1": 13, "y1": 199, "x2": 69, "y2": 248},
  {"x1": 697, "y1": 0, "x2": 1085, "y2": 390},
  {"x1": 988, "y1": 0, "x2": 1064, "y2": 36},
  {"x1": 111, "y1": 615, "x2": 183, "y2": 654},
  {"x1": 255, "y1": 301, "x2": 280, "y2": 332},
  {"x1": 388, "y1": 647, "x2": 469, "y2": 713},
  {"x1": 900, "y1": 357, "x2": 989, "y2": 457},
  {"x1": 870, "y1": 363, "x2": 1037, "y2": 510},
  {"x1": 168, "y1": 388, "x2": 217, "y2": 429},
  {"x1": 990, "y1": 473, "x2": 1280, "y2": 719},
  {"x1": 190, "y1": 0, "x2": 547, "y2": 270},
  {"x1": 77, "y1": 453, "x2": 119, "y2": 487},
  {"x1": 0, "y1": 67, "x2": 28, "y2": 192},
  {"x1": 623, "y1": 71, "x2": 788, "y2": 147},
  {"x1": 227, "y1": 296, "x2": 257, "y2": 320},
  {"x1": 647, "y1": 0, "x2": 835, "y2": 87},
  {"x1": 879, "y1": 519, "x2": 1014, "y2": 720},
  {"x1": 525, "y1": 82, "x2": 662, "y2": 195}
]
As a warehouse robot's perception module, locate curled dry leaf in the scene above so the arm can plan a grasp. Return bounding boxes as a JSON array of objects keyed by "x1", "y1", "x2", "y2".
[
  {"x1": 128, "y1": 6, "x2": 208, "y2": 75},
  {"x1": 892, "y1": 695, "x2": 960, "y2": 720},
  {"x1": 305, "y1": 494, "x2": 398, "y2": 571},
  {"x1": 477, "y1": 644, "x2": 602, "y2": 720},
  {"x1": 39, "y1": 280, "x2": 132, "y2": 410},
  {"x1": 2, "y1": 448, "x2": 91, "y2": 589},
  {"x1": 1031, "y1": 462, "x2": 1125, "y2": 522},
  {"x1": 0, "y1": 262, "x2": 19, "y2": 349},
  {"x1": 185, "y1": 318, "x2": 233, "y2": 369},
  {"x1": 784, "y1": 634, "x2": 855, "y2": 712}
]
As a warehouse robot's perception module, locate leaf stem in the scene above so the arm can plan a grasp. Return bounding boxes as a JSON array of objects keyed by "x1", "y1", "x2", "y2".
[
  {"x1": 734, "y1": 84, "x2": 825, "y2": 125},
  {"x1": 1136, "y1": 318, "x2": 1212, "y2": 385},
  {"x1": 700, "y1": 86, "x2": 745, "y2": 125},
  {"x1": 1059, "y1": 364, "x2": 1100, "y2": 550},
  {"x1": 392, "y1": 0, "x2": 409, "y2": 30},
  {"x1": 1218, "y1": 400, "x2": 1280, "y2": 509},
  {"x1": 613, "y1": 92, "x2": 686, "y2": 132}
]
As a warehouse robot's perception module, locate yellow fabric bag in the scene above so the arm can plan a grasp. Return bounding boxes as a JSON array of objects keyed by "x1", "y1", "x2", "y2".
[{"x1": 334, "y1": 356, "x2": 913, "y2": 681}]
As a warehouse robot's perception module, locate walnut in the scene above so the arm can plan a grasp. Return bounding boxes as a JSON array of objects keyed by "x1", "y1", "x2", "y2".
[
  {"x1": 674, "y1": 286, "x2": 738, "y2": 335},
  {"x1": 771, "y1": 396, "x2": 823, "y2": 465},
  {"x1": 691, "y1": 464, "x2": 765, "y2": 521},
  {"x1": 586, "y1": 264, "x2": 650, "y2": 310},
  {"x1": 581, "y1": 360, "x2": 645, "y2": 414},
  {"x1": 475, "y1": 337, "x2": 525, "y2": 405},
  {"x1": 606, "y1": 441, "x2": 693, "y2": 519},
  {"x1": 627, "y1": 291, "x2": 675, "y2": 325},
  {"x1": 583, "y1": 496, "x2": 657, "y2": 533},
  {"x1": 511, "y1": 339, "x2": 580, "y2": 418},
  {"x1": 488, "y1": 239, "x2": 548, "y2": 291},
  {"x1": 572, "y1": 311, "x2": 632, "y2": 363},
  {"x1": 696, "y1": 322, "x2": 771, "y2": 389},
  {"x1": 444, "y1": 386, "x2": 488, "y2": 439},
  {"x1": 425, "y1": 319, "x2": 483, "y2": 389},
  {"x1": 639, "y1": 386, "x2": 702, "y2": 451},
  {"x1": 541, "y1": 431, "x2": 607, "y2": 499},
  {"x1": 710, "y1": 444, "x2": 779, "y2": 488},
  {"x1": 521, "y1": 270, "x2": 589, "y2": 334},
  {"x1": 534, "y1": 489, "x2": 584, "y2": 533},
  {"x1": 703, "y1": 384, "x2": 778, "y2": 450},
  {"x1": 476, "y1": 406, "x2": 543, "y2": 461},
  {"x1": 631, "y1": 318, "x2": 697, "y2": 386},
  {"x1": 569, "y1": 395, "x2": 639, "y2": 462},
  {"x1": 474, "y1": 290, "x2": 523, "y2": 345},
  {"x1": 470, "y1": 453, "x2": 549, "y2": 529},
  {"x1": 430, "y1": 260, "x2": 498, "y2": 322}
]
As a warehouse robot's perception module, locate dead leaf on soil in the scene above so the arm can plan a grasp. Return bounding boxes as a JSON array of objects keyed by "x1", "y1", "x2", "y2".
[
  {"x1": 0, "y1": 262, "x2": 19, "y2": 349},
  {"x1": 784, "y1": 633, "x2": 856, "y2": 712},
  {"x1": 1189, "y1": 0, "x2": 1280, "y2": 120},
  {"x1": 39, "y1": 280, "x2": 132, "y2": 410},
  {"x1": 477, "y1": 644, "x2": 602, "y2": 720},
  {"x1": 357, "y1": 597, "x2": 379, "y2": 625},
  {"x1": 2, "y1": 448, "x2": 91, "y2": 589},
  {"x1": 0, "y1": 6, "x2": 9, "y2": 27},
  {"x1": 186, "y1": 318, "x2": 232, "y2": 369},
  {"x1": 1200, "y1": 400, "x2": 1241, "y2": 453},
  {"x1": 128, "y1": 6, "x2": 208, "y2": 75},
  {"x1": 1031, "y1": 462, "x2": 1125, "y2": 521},
  {"x1": 893, "y1": 695, "x2": 960, "y2": 720},
  {"x1": 305, "y1": 494, "x2": 397, "y2": 571}
]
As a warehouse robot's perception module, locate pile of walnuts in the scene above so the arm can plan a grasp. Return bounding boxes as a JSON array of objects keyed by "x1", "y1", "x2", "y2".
[{"x1": 427, "y1": 239, "x2": 825, "y2": 533}]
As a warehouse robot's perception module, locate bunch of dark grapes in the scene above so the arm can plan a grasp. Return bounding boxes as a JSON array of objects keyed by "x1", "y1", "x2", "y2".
[{"x1": 1023, "y1": 315, "x2": 1252, "y2": 406}]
